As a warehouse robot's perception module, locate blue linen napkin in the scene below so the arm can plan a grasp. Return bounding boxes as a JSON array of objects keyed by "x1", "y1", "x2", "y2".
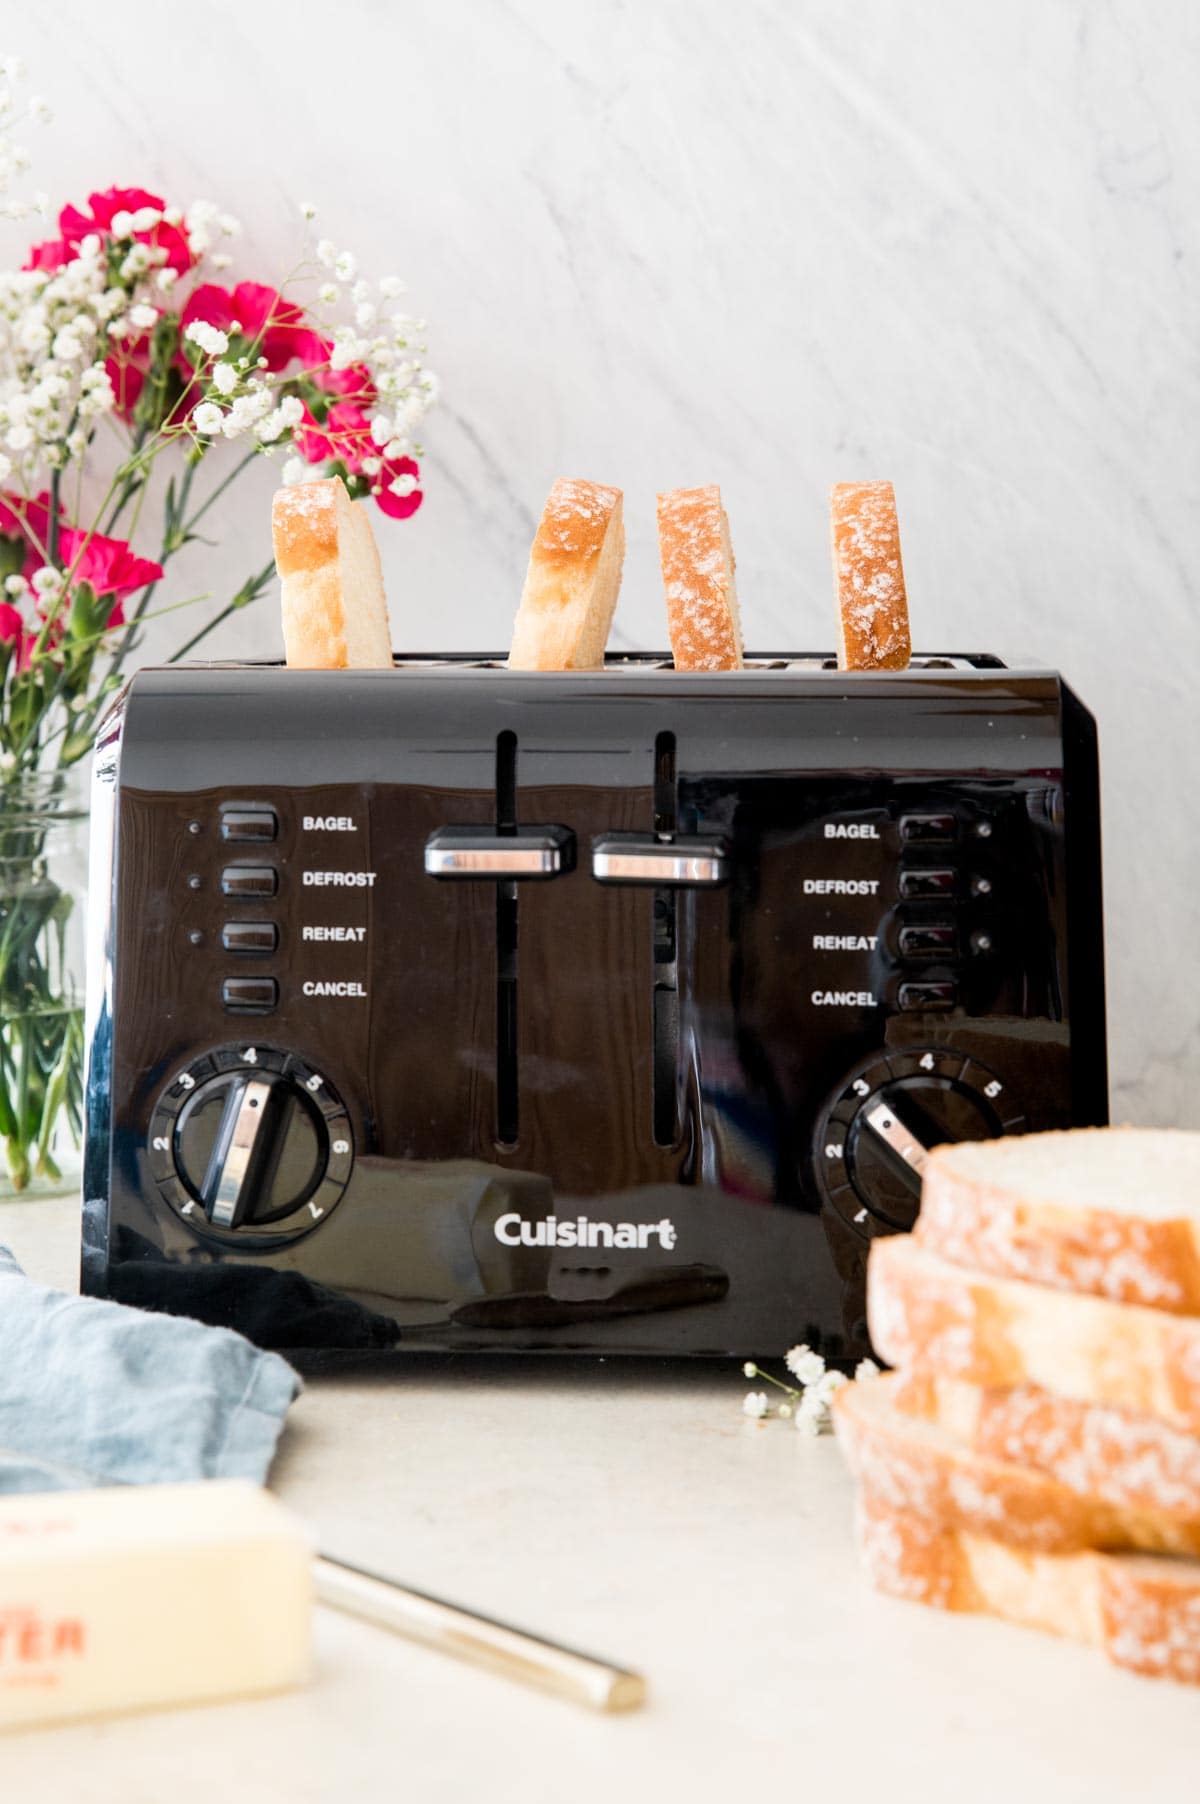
[{"x1": 0, "y1": 1244, "x2": 301, "y2": 1495}]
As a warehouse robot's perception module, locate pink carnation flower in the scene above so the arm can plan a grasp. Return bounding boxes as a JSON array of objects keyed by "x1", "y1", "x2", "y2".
[
  {"x1": 293, "y1": 403, "x2": 422, "y2": 520},
  {"x1": 181, "y1": 281, "x2": 310, "y2": 372},
  {"x1": 25, "y1": 186, "x2": 195, "y2": 276}
]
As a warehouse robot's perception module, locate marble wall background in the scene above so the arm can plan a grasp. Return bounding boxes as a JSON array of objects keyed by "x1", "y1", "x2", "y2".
[{"x1": 5, "y1": 1, "x2": 1199, "y2": 1121}]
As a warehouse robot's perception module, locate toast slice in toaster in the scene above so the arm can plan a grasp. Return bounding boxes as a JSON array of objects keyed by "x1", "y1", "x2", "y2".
[
  {"x1": 274, "y1": 478, "x2": 393, "y2": 669},
  {"x1": 888, "y1": 1370, "x2": 1200, "y2": 1523},
  {"x1": 830, "y1": 481, "x2": 911, "y2": 670},
  {"x1": 507, "y1": 478, "x2": 625, "y2": 670},
  {"x1": 855, "y1": 1494, "x2": 1200, "y2": 1685},
  {"x1": 656, "y1": 485, "x2": 744, "y2": 671},
  {"x1": 867, "y1": 1235, "x2": 1200, "y2": 1434},
  {"x1": 834, "y1": 1372, "x2": 1200, "y2": 1556},
  {"x1": 916, "y1": 1127, "x2": 1200, "y2": 1313}
]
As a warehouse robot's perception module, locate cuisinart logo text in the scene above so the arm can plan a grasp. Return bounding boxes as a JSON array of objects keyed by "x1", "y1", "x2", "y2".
[{"x1": 494, "y1": 1213, "x2": 677, "y2": 1251}]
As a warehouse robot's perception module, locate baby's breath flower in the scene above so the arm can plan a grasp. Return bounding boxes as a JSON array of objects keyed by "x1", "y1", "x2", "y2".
[
  {"x1": 742, "y1": 1392, "x2": 769, "y2": 1420},
  {"x1": 130, "y1": 205, "x2": 161, "y2": 231},
  {"x1": 4, "y1": 573, "x2": 26, "y2": 596},
  {"x1": 785, "y1": 1344, "x2": 826, "y2": 1386},
  {"x1": 316, "y1": 239, "x2": 337, "y2": 268},
  {"x1": 379, "y1": 276, "x2": 406, "y2": 299},
  {"x1": 29, "y1": 95, "x2": 51, "y2": 124},
  {"x1": 129, "y1": 303, "x2": 158, "y2": 331},
  {"x1": 317, "y1": 283, "x2": 339, "y2": 306},
  {"x1": 211, "y1": 361, "x2": 238, "y2": 397},
  {"x1": 299, "y1": 199, "x2": 316, "y2": 220},
  {"x1": 277, "y1": 396, "x2": 303, "y2": 428},
  {"x1": 777, "y1": 1403, "x2": 793, "y2": 1419},
  {"x1": 155, "y1": 268, "x2": 178, "y2": 292},
  {"x1": 281, "y1": 454, "x2": 306, "y2": 485},
  {"x1": 742, "y1": 1361, "x2": 757, "y2": 1379},
  {"x1": 334, "y1": 250, "x2": 357, "y2": 283},
  {"x1": 184, "y1": 319, "x2": 229, "y2": 358},
  {"x1": 210, "y1": 252, "x2": 233, "y2": 272},
  {"x1": 192, "y1": 401, "x2": 224, "y2": 435},
  {"x1": 110, "y1": 208, "x2": 135, "y2": 238},
  {"x1": 854, "y1": 1358, "x2": 881, "y2": 1382}
]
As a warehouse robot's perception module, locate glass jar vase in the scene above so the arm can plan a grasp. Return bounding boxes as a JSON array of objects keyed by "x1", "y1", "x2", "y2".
[{"x1": 0, "y1": 770, "x2": 88, "y2": 1199}]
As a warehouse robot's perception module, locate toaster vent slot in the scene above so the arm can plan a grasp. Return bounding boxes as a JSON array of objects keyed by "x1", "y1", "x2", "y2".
[
  {"x1": 653, "y1": 732, "x2": 680, "y2": 1147},
  {"x1": 495, "y1": 731, "x2": 520, "y2": 1146}
]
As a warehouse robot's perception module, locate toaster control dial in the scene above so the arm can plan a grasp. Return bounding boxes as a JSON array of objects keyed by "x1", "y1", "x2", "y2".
[
  {"x1": 148, "y1": 1047, "x2": 354, "y2": 1242},
  {"x1": 818, "y1": 1049, "x2": 1026, "y2": 1236}
]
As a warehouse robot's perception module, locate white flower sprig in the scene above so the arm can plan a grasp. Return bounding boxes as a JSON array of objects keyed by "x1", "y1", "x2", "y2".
[
  {"x1": 0, "y1": 54, "x2": 51, "y2": 224},
  {"x1": 741, "y1": 1348, "x2": 881, "y2": 1436}
]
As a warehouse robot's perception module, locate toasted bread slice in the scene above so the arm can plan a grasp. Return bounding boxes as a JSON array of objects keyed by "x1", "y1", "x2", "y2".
[
  {"x1": 856, "y1": 1495, "x2": 1200, "y2": 1685},
  {"x1": 868, "y1": 1236, "x2": 1200, "y2": 1434},
  {"x1": 917, "y1": 1128, "x2": 1200, "y2": 1314},
  {"x1": 274, "y1": 479, "x2": 393, "y2": 669},
  {"x1": 890, "y1": 1371, "x2": 1200, "y2": 1522},
  {"x1": 834, "y1": 1374, "x2": 1200, "y2": 1556},
  {"x1": 656, "y1": 485, "x2": 743, "y2": 671},
  {"x1": 507, "y1": 479, "x2": 624, "y2": 670},
  {"x1": 830, "y1": 481, "x2": 911, "y2": 670}
]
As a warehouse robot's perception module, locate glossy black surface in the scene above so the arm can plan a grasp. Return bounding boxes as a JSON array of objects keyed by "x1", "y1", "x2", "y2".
[{"x1": 82, "y1": 653, "x2": 1108, "y2": 1358}]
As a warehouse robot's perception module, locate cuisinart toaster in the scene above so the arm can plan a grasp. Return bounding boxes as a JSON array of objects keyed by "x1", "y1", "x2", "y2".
[{"x1": 81, "y1": 652, "x2": 1107, "y2": 1358}]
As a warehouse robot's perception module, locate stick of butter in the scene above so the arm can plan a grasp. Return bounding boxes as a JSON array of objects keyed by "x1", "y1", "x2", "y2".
[{"x1": 0, "y1": 1479, "x2": 311, "y2": 1731}]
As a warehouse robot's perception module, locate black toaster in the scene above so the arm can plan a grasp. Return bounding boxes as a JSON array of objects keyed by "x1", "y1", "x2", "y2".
[{"x1": 81, "y1": 652, "x2": 1107, "y2": 1359}]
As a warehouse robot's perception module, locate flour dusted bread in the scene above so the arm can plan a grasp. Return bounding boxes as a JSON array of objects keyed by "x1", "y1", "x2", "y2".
[
  {"x1": 656, "y1": 485, "x2": 743, "y2": 671},
  {"x1": 830, "y1": 481, "x2": 911, "y2": 670},
  {"x1": 274, "y1": 479, "x2": 393, "y2": 668},
  {"x1": 890, "y1": 1372, "x2": 1200, "y2": 1522},
  {"x1": 507, "y1": 478, "x2": 624, "y2": 670},
  {"x1": 834, "y1": 1374, "x2": 1200, "y2": 1556},
  {"x1": 917, "y1": 1128, "x2": 1200, "y2": 1314},
  {"x1": 857, "y1": 1496, "x2": 1200, "y2": 1685},
  {"x1": 868, "y1": 1236, "x2": 1200, "y2": 1434}
]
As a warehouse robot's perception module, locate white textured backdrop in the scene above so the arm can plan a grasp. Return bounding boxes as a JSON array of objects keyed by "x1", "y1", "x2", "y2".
[{"x1": 6, "y1": 0, "x2": 1199, "y2": 1121}]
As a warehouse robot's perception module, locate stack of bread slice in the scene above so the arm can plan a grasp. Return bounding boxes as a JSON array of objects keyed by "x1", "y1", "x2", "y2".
[{"x1": 833, "y1": 1127, "x2": 1200, "y2": 1685}]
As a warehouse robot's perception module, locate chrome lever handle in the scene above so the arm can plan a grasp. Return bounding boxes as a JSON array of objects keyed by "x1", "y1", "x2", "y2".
[
  {"x1": 591, "y1": 834, "x2": 728, "y2": 887},
  {"x1": 424, "y1": 826, "x2": 575, "y2": 880}
]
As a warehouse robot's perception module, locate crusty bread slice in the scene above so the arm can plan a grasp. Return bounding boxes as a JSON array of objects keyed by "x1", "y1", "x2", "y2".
[
  {"x1": 917, "y1": 1128, "x2": 1200, "y2": 1314},
  {"x1": 890, "y1": 1371, "x2": 1200, "y2": 1521},
  {"x1": 829, "y1": 481, "x2": 911, "y2": 670},
  {"x1": 507, "y1": 478, "x2": 624, "y2": 670},
  {"x1": 274, "y1": 479, "x2": 393, "y2": 669},
  {"x1": 656, "y1": 485, "x2": 743, "y2": 671},
  {"x1": 834, "y1": 1374, "x2": 1200, "y2": 1556},
  {"x1": 868, "y1": 1236, "x2": 1200, "y2": 1433},
  {"x1": 856, "y1": 1495, "x2": 1200, "y2": 1685}
]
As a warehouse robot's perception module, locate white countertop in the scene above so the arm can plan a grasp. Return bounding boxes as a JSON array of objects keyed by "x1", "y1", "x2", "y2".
[{"x1": 1, "y1": 1195, "x2": 1194, "y2": 1801}]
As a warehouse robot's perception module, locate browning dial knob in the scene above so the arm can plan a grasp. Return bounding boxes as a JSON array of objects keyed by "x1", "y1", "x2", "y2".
[
  {"x1": 817, "y1": 1048, "x2": 1026, "y2": 1237},
  {"x1": 146, "y1": 1045, "x2": 354, "y2": 1242}
]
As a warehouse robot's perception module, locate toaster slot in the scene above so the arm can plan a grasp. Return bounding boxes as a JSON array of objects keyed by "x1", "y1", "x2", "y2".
[
  {"x1": 653, "y1": 733, "x2": 680, "y2": 1148},
  {"x1": 496, "y1": 731, "x2": 520, "y2": 1147}
]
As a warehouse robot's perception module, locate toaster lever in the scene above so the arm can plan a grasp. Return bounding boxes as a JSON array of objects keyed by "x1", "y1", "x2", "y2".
[
  {"x1": 424, "y1": 826, "x2": 575, "y2": 880},
  {"x1": 591, "y1": 834, "x2": 729, "y2": 887}
]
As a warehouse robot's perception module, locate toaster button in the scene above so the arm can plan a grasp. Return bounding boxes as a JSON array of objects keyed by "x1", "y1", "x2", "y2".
[
  {"x1": 897, "y1": 980, "x2": 958, "y2": 1012},
  {"x1": 898, "y1": 924, "x2": 957, "y2": 958},
  {"x1": 898, "y1": 867, "x2": 956, "y2": 899},
  {"x1": 221, "y1": 865, "x2": 278, "y2": 898},
  {"x1": 222, "y1": 920, "x2": 279, "y2": 955},
  {"x1": 900, "y1": 813, "x2": 957, "y2": 845},
  {"x1": 222, "y1": 976, "x2": 278, "y2": 1013},
  {"x1": 221, "y1": 808, "x2": 278, "y2": 843}
]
